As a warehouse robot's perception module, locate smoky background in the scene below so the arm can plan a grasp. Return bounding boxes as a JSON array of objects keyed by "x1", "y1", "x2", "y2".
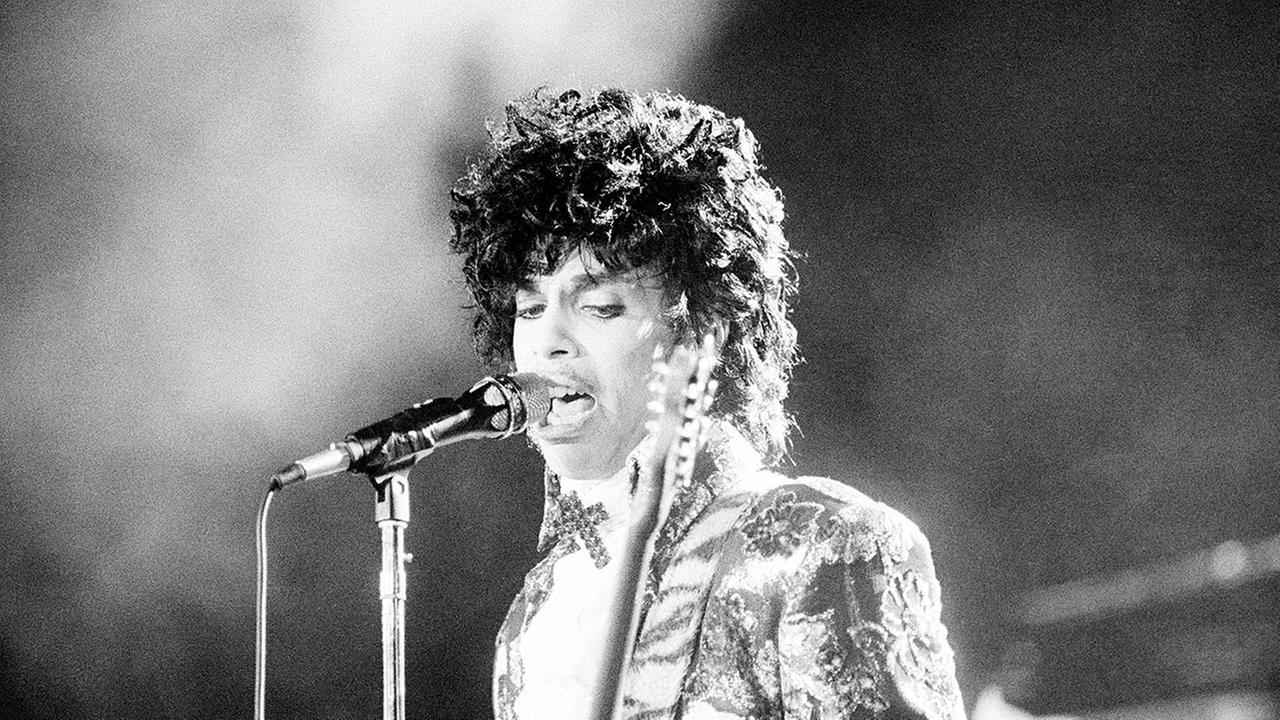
[{"x1": 2, "y1": 1, "x2": 1277, "y2": 718}]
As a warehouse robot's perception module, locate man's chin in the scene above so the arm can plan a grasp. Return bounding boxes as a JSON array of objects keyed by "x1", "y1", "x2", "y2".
[{"x1": 534, "y1": 438, "x2": 629, "y2": 482}]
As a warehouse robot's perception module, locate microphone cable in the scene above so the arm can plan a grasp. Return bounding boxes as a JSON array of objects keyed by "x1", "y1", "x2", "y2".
[{"x1": 254, "y1": 486, "x2": 275, "y2": 720}]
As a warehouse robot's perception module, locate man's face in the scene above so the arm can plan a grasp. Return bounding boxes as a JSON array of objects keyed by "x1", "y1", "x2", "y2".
[{"x1": 513, "y1": 252, "x2": 675, "y2": 481}]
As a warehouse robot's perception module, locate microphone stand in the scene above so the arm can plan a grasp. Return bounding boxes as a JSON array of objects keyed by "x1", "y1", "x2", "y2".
[
  {"x1": 372, "y1": 469, "x2": 411, "y2": 720},
  {"x1": 266, "y1": 375, "x2": 545, "y2": 719}
]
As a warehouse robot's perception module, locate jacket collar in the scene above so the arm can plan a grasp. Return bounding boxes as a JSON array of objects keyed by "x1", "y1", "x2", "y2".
[{"x1": 536, "y1": 421, "x2": 763, "y2": 565}]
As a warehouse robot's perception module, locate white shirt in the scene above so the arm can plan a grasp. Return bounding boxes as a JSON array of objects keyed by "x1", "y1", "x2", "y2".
[{"x1": 513, "y1": 464, "x2": 637, "y2": 719}]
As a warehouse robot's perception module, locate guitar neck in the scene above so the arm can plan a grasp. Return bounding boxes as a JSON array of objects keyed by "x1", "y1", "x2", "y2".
[
  {"x1": 588, "y1": 452, "x2": 692, "y2": 718},
  {"x1": 589, "y1": 340, "x2": 715, "y2": 720}
]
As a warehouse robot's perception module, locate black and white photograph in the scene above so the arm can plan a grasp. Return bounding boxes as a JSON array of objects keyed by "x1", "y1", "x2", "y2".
[{"x1": 2, "y1": 1, "x2": 1278, "y2": 718}]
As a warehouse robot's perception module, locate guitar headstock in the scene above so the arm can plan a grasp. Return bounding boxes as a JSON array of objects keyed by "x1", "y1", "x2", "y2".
[{"x1": 643, "y1": 334, "x2": 719, "y2": 494}]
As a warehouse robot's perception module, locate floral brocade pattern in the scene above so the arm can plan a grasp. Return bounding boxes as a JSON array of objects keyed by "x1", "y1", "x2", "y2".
[
  {"x1": 494, "y1": 426, "x2": 965, "y2": 720},
  {"x1": 680, "y1": 479, "x2": 965, "y2": 719},
  {"x1": 739, "y1": 490, "x2": 823, "y2": 558}
]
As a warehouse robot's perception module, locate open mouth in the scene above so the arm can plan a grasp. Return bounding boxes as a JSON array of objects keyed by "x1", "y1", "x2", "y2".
[{"x1": 547, "y1": 387, "x2": 597, "y2": 425}]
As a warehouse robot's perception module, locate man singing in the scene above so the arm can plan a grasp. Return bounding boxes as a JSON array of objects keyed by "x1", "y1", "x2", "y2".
[{"x1": 449, "y1": 88, "x2": 965, "y2": 719}]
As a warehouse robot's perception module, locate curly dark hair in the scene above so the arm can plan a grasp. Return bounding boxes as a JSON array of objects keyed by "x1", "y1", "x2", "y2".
[{"x1": 449, "y1": 88, "x2": 798, "y2": 464}]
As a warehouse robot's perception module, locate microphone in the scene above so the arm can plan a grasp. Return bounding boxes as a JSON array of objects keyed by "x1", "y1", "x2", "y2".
[{"x1": 270, "y1": 373, "x2": 551, "y2": 489}]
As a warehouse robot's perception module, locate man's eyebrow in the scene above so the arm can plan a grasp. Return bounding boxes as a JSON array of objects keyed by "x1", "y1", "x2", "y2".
[
  {"x1": 566, "y1": 272, "x2": 611, "y2": 293},
  {"x1": 517, "y1": 270, "x2": 646, "y2": 295}
]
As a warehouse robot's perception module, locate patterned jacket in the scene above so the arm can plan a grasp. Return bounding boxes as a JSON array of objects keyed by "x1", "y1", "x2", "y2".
[{"x1": 494, "y1": 427, "x2": 966, "y2": 719}]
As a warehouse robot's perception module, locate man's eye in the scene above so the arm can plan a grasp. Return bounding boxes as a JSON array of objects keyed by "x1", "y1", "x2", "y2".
[
  {"x1": 584, "y1": 304, "x2": 624, "y2": 319},
  {"x1": 515, "y1": 304, "x2": 545, "y2": 319}
]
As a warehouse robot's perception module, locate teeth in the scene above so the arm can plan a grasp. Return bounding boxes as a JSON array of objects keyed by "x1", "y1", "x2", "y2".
[
  {"x1": 545, "y1": 392, "x2": 596, "y2": 425},
  {"x1": 549, "y1": 385, "x2": 587, "y2": 399}
]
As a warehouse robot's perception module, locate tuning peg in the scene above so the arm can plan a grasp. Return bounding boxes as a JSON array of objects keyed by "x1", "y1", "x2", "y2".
[{"x1": 703, "y1": 380, "x2": 719, "y2": 410}]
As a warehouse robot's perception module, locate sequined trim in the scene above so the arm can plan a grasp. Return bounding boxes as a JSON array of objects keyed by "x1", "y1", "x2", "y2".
[{"x1": 545, "y1": 489, "x2": 611, "y2": 568}]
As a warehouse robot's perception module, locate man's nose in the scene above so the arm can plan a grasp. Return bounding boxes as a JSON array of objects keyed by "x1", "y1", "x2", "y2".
[{"x1": 529, "y1": 306, "x2": 582, "y2": 359}]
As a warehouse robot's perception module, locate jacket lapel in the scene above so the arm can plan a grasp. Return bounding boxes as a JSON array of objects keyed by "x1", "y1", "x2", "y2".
[{"x1": 623, "y1": 427, "x2": 773, "y2": 718}]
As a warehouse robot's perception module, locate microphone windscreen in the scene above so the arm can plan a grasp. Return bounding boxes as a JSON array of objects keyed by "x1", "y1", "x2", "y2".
[{"x1": 507, "y1": 372, "x2": 552, "y2": 426}]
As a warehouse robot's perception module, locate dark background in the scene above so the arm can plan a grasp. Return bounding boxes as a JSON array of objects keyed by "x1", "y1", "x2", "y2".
[{"x1": 2, "y1": 0, "x2": 1277, "y2": 717}]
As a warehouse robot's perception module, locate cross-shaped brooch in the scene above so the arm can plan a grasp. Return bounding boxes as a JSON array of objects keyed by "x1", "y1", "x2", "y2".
[{"x1": 547, "y1": 491, "x2": 611, "y2": 568}]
